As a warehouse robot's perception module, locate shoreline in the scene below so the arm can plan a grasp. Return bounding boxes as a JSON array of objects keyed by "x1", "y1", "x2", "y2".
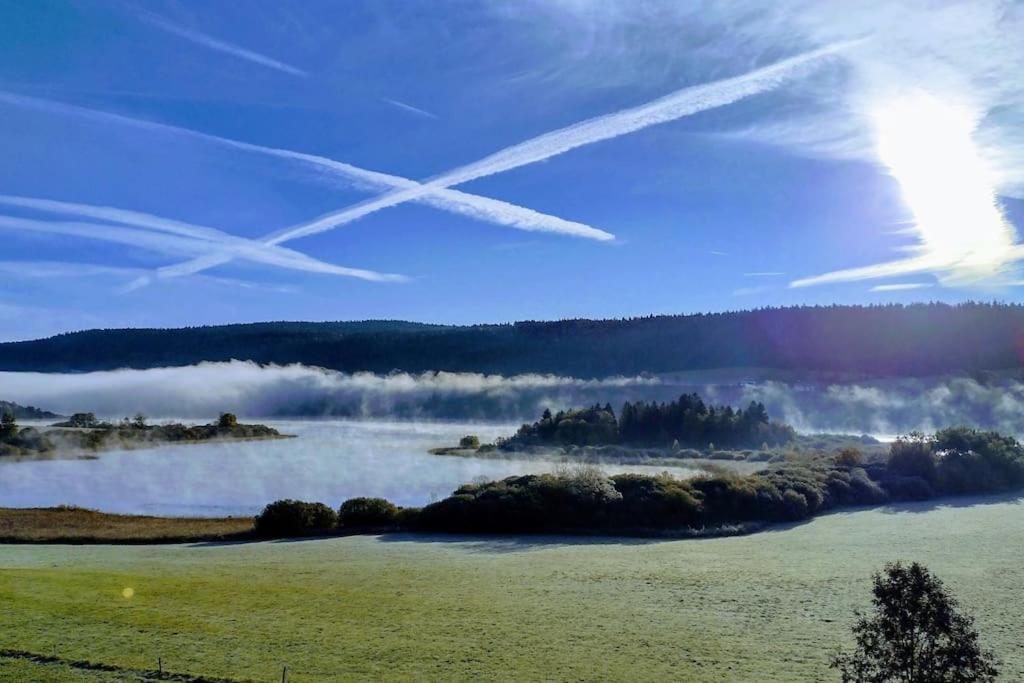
[{"x1": 11, "y1": 489, "x2": 1023, "y2": 545}]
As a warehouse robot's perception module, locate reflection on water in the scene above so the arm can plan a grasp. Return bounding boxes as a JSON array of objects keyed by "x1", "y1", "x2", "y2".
[{"x1": 0, "y1": 419, "x2": 707, "y2": 516}]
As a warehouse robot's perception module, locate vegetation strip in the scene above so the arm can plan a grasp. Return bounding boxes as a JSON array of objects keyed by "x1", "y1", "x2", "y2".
[
  {"x1": 0, "y1": 411, "x2": 285, "y2": 458},
  {"x1": 0, "y1": 648, "x2": 243, "y2": 682}
]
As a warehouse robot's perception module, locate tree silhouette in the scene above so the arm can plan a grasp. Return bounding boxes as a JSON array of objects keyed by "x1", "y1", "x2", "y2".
[{"x1": 832, "y1": 562, "x2": 998, "y2": 682}]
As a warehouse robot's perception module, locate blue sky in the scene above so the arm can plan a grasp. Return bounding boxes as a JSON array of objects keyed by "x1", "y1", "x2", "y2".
[{"x1": 0, "y1": 0, "x2": 1022, "y2": 341}]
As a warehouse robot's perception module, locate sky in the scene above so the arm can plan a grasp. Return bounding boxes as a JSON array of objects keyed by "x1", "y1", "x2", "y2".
[{"x1": 0, "y1": 0, "x2": 1022, "y2": 341}]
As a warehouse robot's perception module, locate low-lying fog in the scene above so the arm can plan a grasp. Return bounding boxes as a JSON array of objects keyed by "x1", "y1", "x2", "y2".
[
  {"x1": 4, "y1": 362, "x2": 1023, "y2": 515},
  {"x1": 0, "y1": 420, "x2": 710, "y2": 516},
  {"x1": 3, "y1": 361, "x2": 1024, "y2": 434}
]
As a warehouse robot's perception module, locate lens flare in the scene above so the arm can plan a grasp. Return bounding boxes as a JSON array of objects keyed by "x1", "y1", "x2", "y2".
[{"x1": 871, "y1": 92, "x2": 1016, "y2": 283}]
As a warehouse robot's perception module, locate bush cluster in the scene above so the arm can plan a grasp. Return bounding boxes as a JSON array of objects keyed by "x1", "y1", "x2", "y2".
[
  {"x1": 413, "y1": 461, "x2": 888, "y2": 533},
  {"x1": 338, "y1": 497, "x2": 400, "y2": 527},
  {"x1": 254, "y1": 497, "x2": 417, "y2": 538},
  {"x1": 254, "y1": 500, "x2": 337, "y2": 537}
]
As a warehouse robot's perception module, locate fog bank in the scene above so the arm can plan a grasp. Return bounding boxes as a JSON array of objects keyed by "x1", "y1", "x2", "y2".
[
  {"x1": 0, "y1": 361, "x2": 659, "y2": 420},
  {"x1": 2, "y1": 361, "x2": 1023, "y2": 435}
]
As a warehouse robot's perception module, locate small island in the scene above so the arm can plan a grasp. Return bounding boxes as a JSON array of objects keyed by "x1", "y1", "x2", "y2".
[
  {"x1": 431, "y1": 394, "x2": 882, "y2": 464},
  {"x1": 0, "y1": 410, "x2": 289, "y2": 458}
]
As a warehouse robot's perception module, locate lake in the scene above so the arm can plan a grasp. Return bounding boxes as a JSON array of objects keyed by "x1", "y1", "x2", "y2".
[{"x1": 0, "y1": 419, "x2": 710, "y2": 516}]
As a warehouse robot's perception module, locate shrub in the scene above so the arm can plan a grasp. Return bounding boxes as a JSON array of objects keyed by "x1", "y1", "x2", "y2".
[
  {"x1": 338, "y1": 497, "x2": 400, "y2": 527},
  {"x1": 933, "y1": 426, "x2": 1024, "y2": 494},
  {"x1": 835, "y1": 447, "x2": 863, "y2": 467},
  {"x1": 887, "y1": 433, "x2": 936, "y2": 483},
  {"x1": 459, "y1": 434, "x2": 481, "y2": 449},
  {"x1": 218, "y1": 412, "x2": 239, "y2": 429},
  {"x1": 254, "y1": 499, "x2": 337, "y2": 538}
]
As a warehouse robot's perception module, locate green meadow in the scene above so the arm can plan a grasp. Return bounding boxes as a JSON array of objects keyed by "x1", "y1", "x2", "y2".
[{"x1": 3, "y1": 496, "x2": 1023, "y2": 682}]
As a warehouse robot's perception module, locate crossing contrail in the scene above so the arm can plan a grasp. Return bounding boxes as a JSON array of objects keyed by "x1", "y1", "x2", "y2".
[
  {"x1": 0, "y1": 92, "x2": 611, "y2": 242},
  {"x1": 146, "y1": 41, "x2": 856, "y2": 282}
]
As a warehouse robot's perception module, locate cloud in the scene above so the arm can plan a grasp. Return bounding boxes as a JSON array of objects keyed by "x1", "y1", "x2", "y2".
[
  {"x1": 714, "y1": 377, "x2": 1024, "y2": 437},
  {"x1": 791, "y1": 254, "x2": 948, "y2": 288},
  {"x1": 791, "y1": 245, "x2": 1024, "y2": 289},
  {"x1": 870, "y1": 282, "x2": 933, "y2": 292},
  {"x1": 744, "y1": 272, "x2": 785, "y2": 277},
  {"x1": 135, "y1": 11, "x2": 307, "y2": 77},
  {"x1": 382, "y1": 98, "x2": 438, "y2": 120},
  {"x1": 0, "y1": 361, "x2": 661, "y2": 420}
]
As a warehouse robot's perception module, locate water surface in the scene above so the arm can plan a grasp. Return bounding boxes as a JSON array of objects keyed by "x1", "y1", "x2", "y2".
[{"x1": 0, "y1": 419, "x2": 708, "y2": 516}]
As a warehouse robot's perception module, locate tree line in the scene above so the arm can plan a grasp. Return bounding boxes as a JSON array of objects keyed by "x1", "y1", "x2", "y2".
[
  {"x1": 501, "y1": 394, "x2": 795, "y2": 450},
  {"x1": 3, "y1": 303, "x2": 1024, "y2": 376}
]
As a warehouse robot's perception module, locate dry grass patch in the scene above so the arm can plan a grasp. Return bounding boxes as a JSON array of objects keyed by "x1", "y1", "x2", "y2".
[{"x1": 0, "y1": 507, "x2": 253, "y2": 544}]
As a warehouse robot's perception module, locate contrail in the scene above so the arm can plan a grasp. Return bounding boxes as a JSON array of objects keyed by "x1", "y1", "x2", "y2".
[
  {"x1": 258, "y1": 41, "x2": 858, "y2": 247},
  {"x1": 145, "y1": 41, "x2": 857, "y2": 282},
  {"x1": 382, "y1": 98, "x2": 439, "y2": 120},
  {"x1": 136, "y1": 11, "x2": 308, "y2": 77},
  {"x1": 0, "y1": 92, "x2": 610, "y2": 242},
  {"x1": 0, "y1": 213, "x2": 405, "y2": 283}
]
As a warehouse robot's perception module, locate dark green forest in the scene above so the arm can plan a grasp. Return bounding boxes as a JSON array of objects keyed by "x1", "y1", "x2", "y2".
[{"x1": 2, "y1": 303, "x2": 1024, "y2": 376}]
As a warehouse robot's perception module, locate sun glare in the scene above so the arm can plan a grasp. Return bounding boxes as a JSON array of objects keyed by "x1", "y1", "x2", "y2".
[{"x1": 872, "y1": 92, "x2": 1015, "y2": 283}]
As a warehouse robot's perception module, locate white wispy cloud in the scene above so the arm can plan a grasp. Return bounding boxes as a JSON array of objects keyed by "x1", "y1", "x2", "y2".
[
  {"x1": 0, "y1": 92, "x2": 612, "y2": 243},
  {"x1": 694, "y1": 0, "x2": 1024, "y2": 288},
  {"x1": 791, "y1": 254, "x2": 947, "y2": 288},
  {"x1": 136, "y1": 11, "x2": 307, "y2": 77},
  {"x1": 743, "y1": 272, "x2": 785, "y2": 277},
  {"x1": 382, "y1": 98, "x2": 438, "y2": 120},
  {"x1": 870, "y1": 282, "x2": 933, "y2": 292}
]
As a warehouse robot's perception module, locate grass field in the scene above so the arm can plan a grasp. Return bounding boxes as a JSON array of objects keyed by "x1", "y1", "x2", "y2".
[{"x1": 2, "y1": 496, "x2": 1023, "y2": 681}]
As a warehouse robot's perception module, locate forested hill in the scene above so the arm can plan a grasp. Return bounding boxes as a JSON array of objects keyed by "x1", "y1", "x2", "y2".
[{"x1": 2, "y1": 304, "x2": 1024, "y2": 377}]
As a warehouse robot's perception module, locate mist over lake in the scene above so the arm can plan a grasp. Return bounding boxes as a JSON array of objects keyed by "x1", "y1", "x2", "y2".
[
  {"x1": 3, "y1": 361, "x2": 1024, "y2": 435},
  {"x1": 0, "y1": 419, "x2": 711, "y2": 516}
]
